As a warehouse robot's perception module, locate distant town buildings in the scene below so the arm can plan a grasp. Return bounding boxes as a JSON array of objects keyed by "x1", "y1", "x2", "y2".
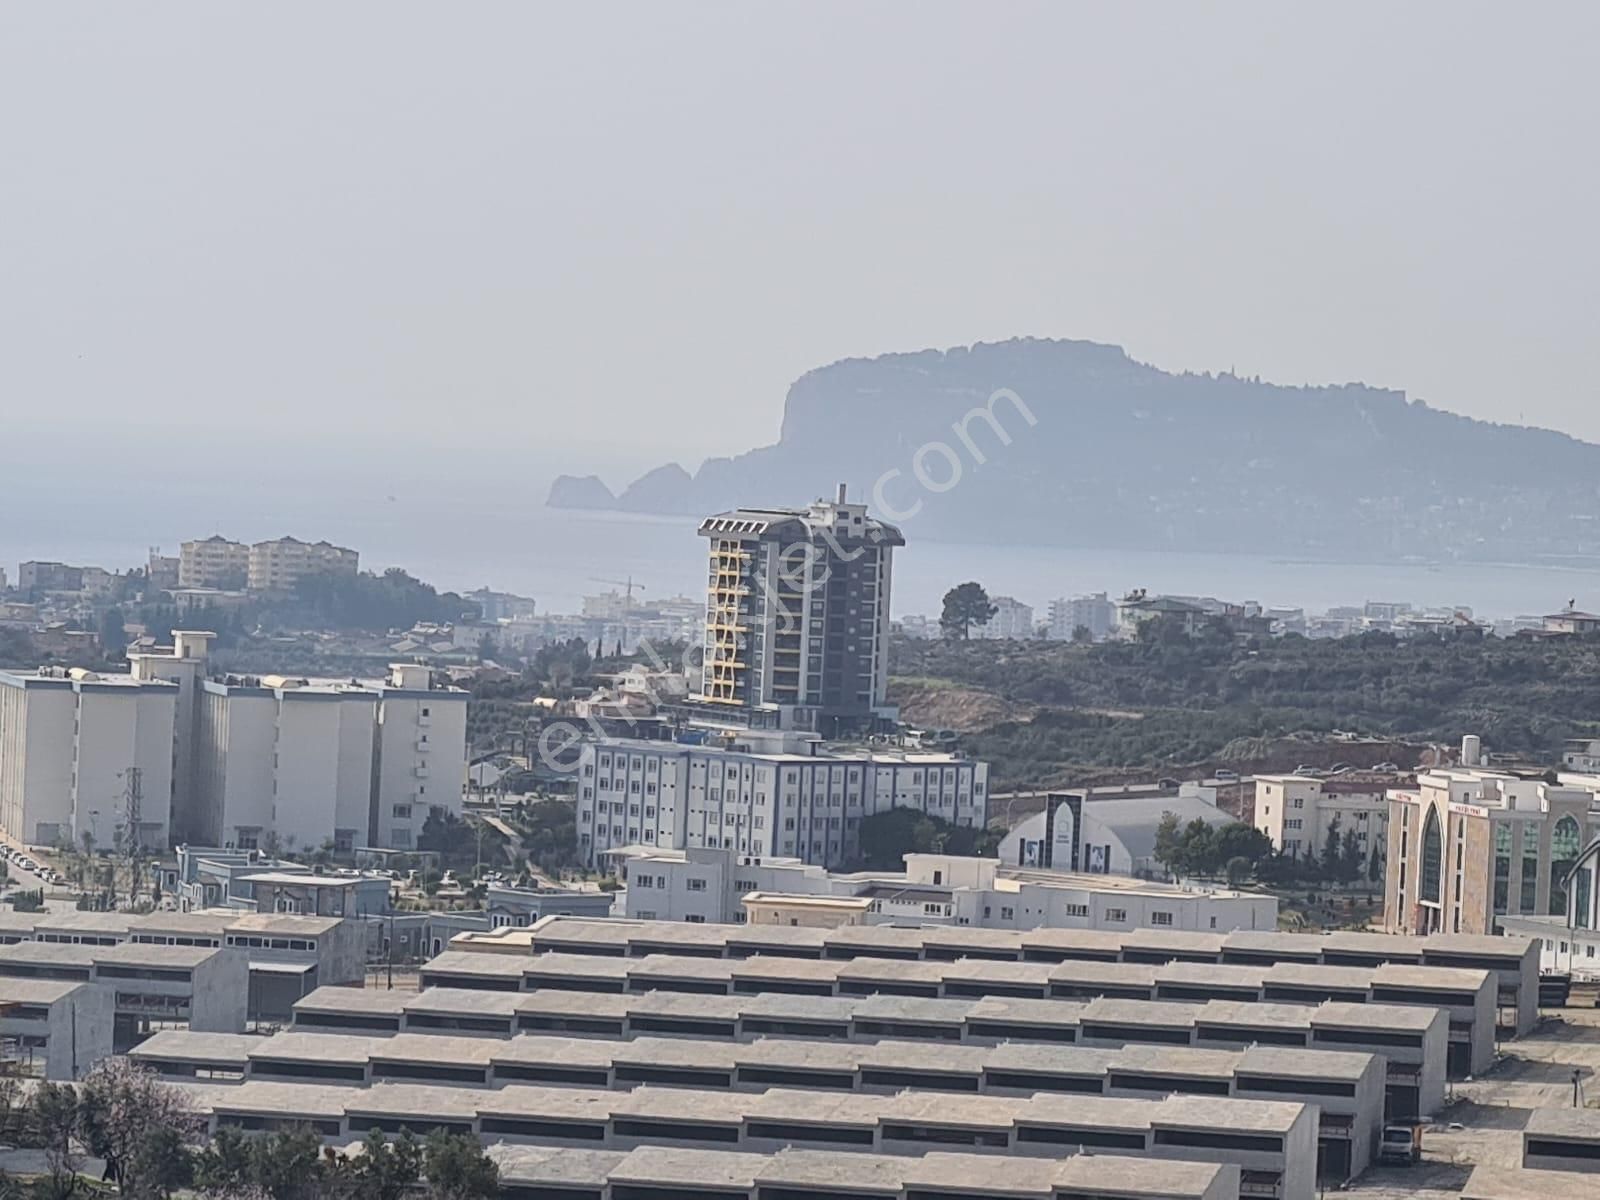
[
  {"x1": 973, "y1": 595, "x2": 1034, "y2": 640},
  {"x1": 246, "y1": 536, "x2": 359, "y2": 592},
  {"x1": 698, "y1": 486, "x2": 902, "y2": 736},
  {"x1": 178, "y1": 537, "x2": 251, "y2": 589},
  {"x1": 177, "y1": 535, "x2": 358, "y2": 592},
  {"x1": 577, "y1": 728, "x2": 986, "y2": 870},
  {"x1": 0, "y1": 633, "x2": 465, "y2": 854},
  {"x1": 465, "y1": 587, "x2": 537, "y2": 622},
  {"x1": 1111, "y1": 590, "x2": 1206, "y2": 640},
  {"x1": 1048, "y1": 592, "x2": 1114, "y2": 641}
]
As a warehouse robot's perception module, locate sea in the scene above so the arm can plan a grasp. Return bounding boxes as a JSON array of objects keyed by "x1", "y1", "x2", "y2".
[{"x1": 5, "y1": 450, "x2": 1600, "y2": 621}]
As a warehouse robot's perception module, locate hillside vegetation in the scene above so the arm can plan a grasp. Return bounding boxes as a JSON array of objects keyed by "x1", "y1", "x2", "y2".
[{"x1": 888, "y1": 630, "x2": 1600, "y2": 789}]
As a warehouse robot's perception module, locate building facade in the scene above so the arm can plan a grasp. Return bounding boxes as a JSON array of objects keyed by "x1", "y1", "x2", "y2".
[
  {"x1": 0, "y1": 668, "x2": 176, "y2": 850},
  {"x1": 699, "y1": 488, "x2": 903, "y2": 735},
  {"x1": 973, "y1": 595, "x2": 1035, "y2": 640},
  {"x1": 1254, "y1": 773, "x2": 1396, "y2": 870},
  {"x1": 612, "y1": 846, "x2": 1277, "y2": 933},
  {"x1": 1048, "y1": 592, "x2": 1115, "y2": 641},
  {"x1": 178, "y1": 537, "x2": 250, "y2": 589},
  {"x1": 576, "y1": 733, "x2": 987, "y2": 869},
  {"x1": 1384, "y1": 769, "x2": 1597, "y2": 936},
  {"x1": 246, "y1": 537, "x2": 359, "y2": 592}
]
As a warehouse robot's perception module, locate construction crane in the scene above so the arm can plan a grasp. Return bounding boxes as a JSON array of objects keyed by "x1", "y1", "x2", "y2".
[{"x1": 589, "y1": 576, "x2": 646, "y2": 611}]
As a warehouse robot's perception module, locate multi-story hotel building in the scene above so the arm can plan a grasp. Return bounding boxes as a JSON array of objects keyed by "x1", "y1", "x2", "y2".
[
  {"x1": 246, "y1": 537, "x2": 359, "y2": 592},
  {"x1": 1384, "y1": 767, "x2": 1597, "y2": 936},
  {"x1": 178, "y1": 537, "x2": 250, "y2": 589},
  {"x1": 698, "y1": 487, "x2": 902, "y2": 736},
  {"x1": 575, "y1": 731, "x2": 987, "y2": 870}
]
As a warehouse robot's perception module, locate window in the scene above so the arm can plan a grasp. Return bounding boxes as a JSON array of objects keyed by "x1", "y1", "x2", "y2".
[
  {"x1": 686, "y1": 878, "x2": 707, "y2": 892},
  {"x1": 1063, "y1": 903, "x2": 1088, "y2": 918},
  {"x1": 391, "y1": 805, "x2": 412, "y2": 820},
  {"x1": 635, "y1": 875, "x2": 653, "y2": 889},
  {"x1": 1551, "y1": 815, "x2": 1582, "y2": 916},
  {"x1": 1105, "y1": 908, "x2": 1127, "y2": 923},
  {"x1": 1420, "y1": 807, "x2": 1443, "y2": 906},
  {"x1": 685, "y1": 914, "x2": 705, "y2": 924},
  {"x1": 421, "y1": 707, "x2": 430, "y2": 717},
  {"x1": 1150, "y1": 911, "x2": 1173, "y2": 926},
  {"x1": 999, "y1": 906, "x2": 1014, "y2": 920},
  {"x1": 1292, "y1": 797, "x2": 1304, "y2": 809}
]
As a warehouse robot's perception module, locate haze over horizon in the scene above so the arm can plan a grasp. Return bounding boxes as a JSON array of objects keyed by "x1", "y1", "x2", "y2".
[{"x1": 4, "y1": 1, "x2": 1599, "y2": 494}]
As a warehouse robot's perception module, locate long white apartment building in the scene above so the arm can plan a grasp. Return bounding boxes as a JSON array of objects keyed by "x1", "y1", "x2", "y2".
[
  {"x1": 2, "y1": 632, "x2": 465, "y2": 853},
  {"x1": 610, "y1": 847, "x2": 1277, "y2": 932},
  {"x1": 193, "y1": 661, "x2": 465, "y2": 853},
  {"x1": 0, "y1": 667, "x2": 176, "y2": 850},
  {"x1": 577, "y1": 731, "x2": 988, "y2": 869}
]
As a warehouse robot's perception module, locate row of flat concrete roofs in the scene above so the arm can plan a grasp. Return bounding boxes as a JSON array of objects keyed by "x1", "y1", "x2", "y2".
[
  {"x1": 484, "y1": 1143, "x2": 1232, "y2": 1198},
  {"x1": 477, "y1": 915, "x2": 1535, "y2": 966},
  {"x1": 425, "y1": 947, "x2": 1495, "y2": 993},
  {"x1": 134, "y1": 1026, "x2": 1381, "y2": 1083},
  {"x1": 0, "y1": 908, "x2": 345, "y2": 938},
  {"x1": 295, "y1": 982, "x2": 1445, "y2": 1033},
  {"x1": 176, "y1": 1076, "x2": 1309, "y2": 1133}
]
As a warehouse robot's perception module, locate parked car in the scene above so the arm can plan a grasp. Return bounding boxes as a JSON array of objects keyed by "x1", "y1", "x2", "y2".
[{"x1": 1214, "y1": 769, "x2": 1239, "y2": 781}]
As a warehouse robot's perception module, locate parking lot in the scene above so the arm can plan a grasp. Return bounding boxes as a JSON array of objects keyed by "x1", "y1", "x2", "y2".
[{"x1": 1348, "y1": 982, "x2": 1600, "y2": 1198}]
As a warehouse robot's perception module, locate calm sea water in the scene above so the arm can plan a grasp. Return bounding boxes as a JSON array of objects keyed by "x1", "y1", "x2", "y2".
[{"x1": 6, "y1": 453, "x2": 1600, "y2": 621}]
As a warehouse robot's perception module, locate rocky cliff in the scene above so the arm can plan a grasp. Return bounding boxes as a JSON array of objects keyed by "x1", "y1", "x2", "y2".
[{"x1": 547, "y1": 338, "x2": 1600, "y2": 562}]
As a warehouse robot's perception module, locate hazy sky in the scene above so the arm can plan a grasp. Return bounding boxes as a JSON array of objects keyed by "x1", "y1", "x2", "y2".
[{"x1": 5, "y1": 2, "x2": 1598, "y2": 488}]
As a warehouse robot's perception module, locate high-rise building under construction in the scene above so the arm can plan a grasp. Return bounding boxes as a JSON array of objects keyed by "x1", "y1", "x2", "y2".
[{"x1": 697, "y1": 486, "x2": 903, "y2": 736}]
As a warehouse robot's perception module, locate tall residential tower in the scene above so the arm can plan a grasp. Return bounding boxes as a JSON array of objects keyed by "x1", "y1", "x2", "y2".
[{"x1": 698, "y1": 487, "x2": 903, "y2": 736}]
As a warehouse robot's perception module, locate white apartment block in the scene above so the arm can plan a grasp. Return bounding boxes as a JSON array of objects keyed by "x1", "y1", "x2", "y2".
[
  {"x1": 178, "y1": 537, "x2": 250, "y2": 589},
  {"x1": 612, "y1": 846, "x2": 1277, "y2": 932},
  {"x1": 6, "y1": 632, "x2": 465, "y2": 855},
  {"x1": 1254, "y1": 773, "x2": 1394, "y2": 867},
  {"x1": 1048, "y1": 593, "x2": 1115, "y2": 641},
  {"x1": 195, "y1": 680, "x2": 377, "y2": 853},
  {"x1": 974, "y1": 595, "x2": 1035, "y2": 640},
  {"x1": 0, "y1": 668, "x2": 175, "y2": 850},
  {"x1": 576, "y1": 733, "x2": 988, "y2": 870},
  {"x1": 194, "y1": 662, "x2": 465, "y2": 853},
  {"x1": 247, "y1": 537, "x2": 358, "y2": 593},
  {"x1": 372, "y1": 664, "x2": 467, "y2": 850}
]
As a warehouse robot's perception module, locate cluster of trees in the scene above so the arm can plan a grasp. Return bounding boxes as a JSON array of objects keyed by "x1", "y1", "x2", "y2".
[
  {"x1": 281, "y1": 569, "x2": 473, "y2": 633},
  {"x1": 853, "y1": 807, "x2": 1002, "y2": 871},
  {"x1": 0, "y1": 1058, "x2": 497, "y2": 1199},
  {"x1": 1151, "y1": 812, "x2": 1381, "y2": 889},
  {"x1": 894, "y1": 617, "x2": 1600, "y2": 787}
]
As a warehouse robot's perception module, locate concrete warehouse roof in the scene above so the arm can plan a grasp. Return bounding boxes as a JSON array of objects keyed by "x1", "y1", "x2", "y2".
[
  {"x1": 0, "y1": 978, "x2": 92, "y2": 1004},
  {"x1": 1523, "y1": 1106, "x2": 1600, "y2": 1140}
]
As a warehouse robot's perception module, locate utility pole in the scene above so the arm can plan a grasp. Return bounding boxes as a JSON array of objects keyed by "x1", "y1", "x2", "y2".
[{"x1": 121, "y1": 766, "x2": 144, "y2": 906}]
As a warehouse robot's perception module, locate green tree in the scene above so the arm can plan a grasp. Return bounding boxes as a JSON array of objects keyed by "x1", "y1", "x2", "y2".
[
  {"x1": 1153, "y1": 811, "x2": 1182, "y2": 875},
  {"x1": 1321, "y1": 817, "x2": 1344, "y2": 881},
  {"x1": 422, "y1": 1130, "x2": 498, "y2": 1200},
  {"x1": 99, "y1": 607, "x2": 127, "y2": 659},
  {"x1": 77, "y1": 1057, "x2": 202, "y2": 1197},
  {"x1": 1070, "y1": 624, "x2": 1094, "y2": 644},
  {"x1": 1180, "y1": 818, "x2": 1220, "y2": 875},
  {"x1": 1367, "y1": 846, "x2": 1385, "y2": 884},
  {"x1": 1213, "y1": 821, "x2": 1273, "y2": 867},
  {"x1": 30, "y1": 1081, "x2": 80, "y2": 1199},
  {"x1": 1225, "y1": 855, "x2": 1252, "y2": 887},
  {"x1": 1339, "y1": 827, "x2": 1364, "y2": 884},
  {"x1": 341, "y1": 1129, "x2": 422, "y2": 1200},
  {"x1": 940, "y1": 582, "x2": 997, "y2": 640}
]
